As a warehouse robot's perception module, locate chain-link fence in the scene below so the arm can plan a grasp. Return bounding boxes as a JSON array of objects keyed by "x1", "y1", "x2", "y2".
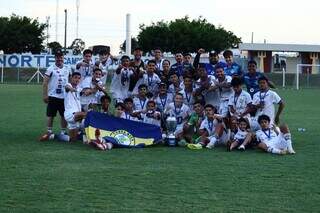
[{"x1": 1, "y1": 65, "x2": 320, "y2": 89}]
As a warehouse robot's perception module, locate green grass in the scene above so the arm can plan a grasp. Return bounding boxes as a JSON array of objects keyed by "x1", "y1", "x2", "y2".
[{"x1": 0, "y1": 84, "x2": 319, "y2": 212}]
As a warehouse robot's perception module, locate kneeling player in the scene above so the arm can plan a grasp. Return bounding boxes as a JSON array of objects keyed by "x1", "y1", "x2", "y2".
[
  {"x1": 64, "y1": 72, "x2": 87, "y2": 141},
  {"x1": 256, "y1": 114, "x2": 295, "y2": 155}
]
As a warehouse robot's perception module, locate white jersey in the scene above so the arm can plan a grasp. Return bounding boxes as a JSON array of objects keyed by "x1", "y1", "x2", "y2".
[
  {"x1": 234, "y1": 129, "x2": 248, "y2": 142},
  {"x1": 110, "y1": 68, "x2": 134, "y2": 101},
  {"x1": 199, "y1": 118, "x2": 219, "y2": 136},
  {"x1": 141, "y1": 110, "x2": 161, "y2": 126},
  {"x1": 76, "y1": 60, "x2": 95, "y2": 80},
  {"x1": 213, "y1": 75, "x2": 233, "y2": 101},
  {"x1": 180, "y1": 89, "x2": 195, "y2": 108},
  {"x1": 165, "y1": 103, "x2": 190, "y2": 126},
  {"x1": 64, "y1": 83, "x2": 82, "y2": 114},
  {"x1": 168, "y1": 83, "x2": 182, "y2": 95},
  {"x1": 252, "y1": 90, "x2": 281, "y2": 122},
  {"x1": 98, "y1": 57, "x2": 113, "y2": 84},
  {"x1": 154, "y1": 93, "x2": 174, "y2": 113},
  {"x1": 45, "y1": 64, "x2": 71, "y2": 99},
  {"x1": 195, "y1": 75, "x2": 220, "y2": 108},
  {"x1": 133, "y1": 97, "x2": 149, "y2": 111},
  {"x1": 120, "y1": 112, "x2": 140, "y2": 122},
  {"x1": 134, "y1": 73, "x2": 161, "y2": 96},
  {"x1": 155, "y1": 58, "x2": 164, "y2": 71},
  {"x1": 228, "y1": 90, "x2": 252, "y2": 117},
  {"x1": 79, "y1": 77, "x2": 105, "y2": 105}
]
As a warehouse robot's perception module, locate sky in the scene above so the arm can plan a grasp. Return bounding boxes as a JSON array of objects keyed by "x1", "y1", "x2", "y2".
[{"x1": 1, "y1": 0, "x2": 319, "y2": 54}]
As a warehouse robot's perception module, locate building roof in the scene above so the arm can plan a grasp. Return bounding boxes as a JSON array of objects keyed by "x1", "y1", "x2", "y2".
[{"x1": 239, "y1": 43, "x2": 320, "y2": 53}]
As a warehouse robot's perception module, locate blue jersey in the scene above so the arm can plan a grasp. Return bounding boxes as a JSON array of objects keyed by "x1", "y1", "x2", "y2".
[
  {"x1": 243, "y1": 72, "x2": 264, "y2": 98},
  {"x1": 170, "y1": 62, "x2": 193, "y2": 77},
  {"x1": 224, "y1": 62, "x2": 242, "y2": 77}
]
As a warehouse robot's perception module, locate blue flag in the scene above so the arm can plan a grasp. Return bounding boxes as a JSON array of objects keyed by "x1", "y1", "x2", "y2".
[{"x1": 84, "y1": 111, "x2": 162, "y2": 147}]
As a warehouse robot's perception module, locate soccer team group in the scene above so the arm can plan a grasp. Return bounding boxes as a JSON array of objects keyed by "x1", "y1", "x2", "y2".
[{"x1": 40, "y1": 47, "x2": 296, "y2": 154}]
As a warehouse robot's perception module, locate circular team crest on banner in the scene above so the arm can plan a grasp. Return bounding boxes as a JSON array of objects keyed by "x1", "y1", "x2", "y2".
[{"x1": 110, "y1": 130, "x2": 135, "y2": 146}]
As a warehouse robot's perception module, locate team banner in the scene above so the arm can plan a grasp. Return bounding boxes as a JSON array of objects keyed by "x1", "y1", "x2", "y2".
[{"x1": 84, "y1": 111, "x2": 162, "y2": 147}]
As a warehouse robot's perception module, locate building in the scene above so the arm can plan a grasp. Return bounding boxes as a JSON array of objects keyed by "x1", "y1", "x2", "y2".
[{"x1": 239, "y1": 43, "x2": 320, "y2": 73}]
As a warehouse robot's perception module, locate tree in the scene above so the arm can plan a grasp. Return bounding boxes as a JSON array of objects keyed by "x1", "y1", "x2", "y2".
[
  {"x1": 120, "y1": 37, "x2": 139, "y2": 54},
  {"x1": 0, "y1": 14, "x2": 46, "y2": 54},
  {"x1": 68, "y1": 38, "x2": 85, "y2": 55},
  {"x1": 48, "y1": 41, "x2": 62, "y2": 55},
  {"x1": 137, "y1": 16, "x2": 242, "y2": 53}
]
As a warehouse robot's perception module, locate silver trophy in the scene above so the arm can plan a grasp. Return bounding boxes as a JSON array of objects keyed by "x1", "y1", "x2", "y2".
[{"x1": 166, "y1": 116, "x2": 177, "y2": 146}]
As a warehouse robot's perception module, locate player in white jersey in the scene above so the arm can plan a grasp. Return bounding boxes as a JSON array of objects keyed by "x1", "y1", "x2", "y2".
[
  {"x1": 133, "y1": 84, "x2": 149, "y2": 112},
  {"x1": 133, "y1": 60, "x2": 161, "y2": 97},
  {"x1": 110, "y1": 55, "x2": 133, "y2": 103},
  {"x1": 255, "y1": 114, "x2": 295, "y2": 154},
  {"x1": 40, "y1": 51, "x2": 71, "y2": 141},
  {"x1": 64, "y1": 72, "x2": 87, "y2": 141},
  {"x1": 121, "y1": 98, "x2": 140, "y2": 122},
  {"x1": 211, "y1": 65, "x2": 233, "y2": 118},
  {"x1": 252, "y1": 76, "x2": 284, "y2": 126},
  {"x1": 188, "y1": 104, "x2": 227, "y2": 149},
  {"x1": 229, "y1": 117, "x2": 251, "y2": 151},
  {"x1": 228, "y1": 77, "x2": 252, "y2": 119},
  {"x1": 153, "y1": 47, "x2": 164, "y2": 72},
  {"x1": 164, "y1": 93, "x2": 190, "y2": 137},
  {"x1": 79, "y1": 68, "x2": 108, "y2": 111},
  {"x1": 194, "y1": 66, "x2": 219, "y2": 109},
  {"x1": 95, "y1": 49, "x2": 113, "y2": 84},
  {"x1": 154, "y1": 82, "x2": 173, "y2": 113},
  {"x1": 180, "y1": 75, "x2": 195, "y2": 109},
  {"x1": 167, "y1": 72, "x2": 182, "y2": 95},
  {"x1": 141, "y1": 100, "x2": 161, "y2": 127},
  {"x1": 76, "y1": 49, "x2": 95, "y2": 81}
]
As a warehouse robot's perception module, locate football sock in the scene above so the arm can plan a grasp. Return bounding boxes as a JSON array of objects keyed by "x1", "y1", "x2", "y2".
[
  {"x1": 60, "y1": 128, "x2": 66, "y2": 135},
  {"x1": 47, "y1": 127, "x2": 53, "y2": 134}
]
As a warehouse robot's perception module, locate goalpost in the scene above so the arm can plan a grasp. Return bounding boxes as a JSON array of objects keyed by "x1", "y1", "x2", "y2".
[{"x1": 295, "y1": 64, "x2": 320, "y2": 90}]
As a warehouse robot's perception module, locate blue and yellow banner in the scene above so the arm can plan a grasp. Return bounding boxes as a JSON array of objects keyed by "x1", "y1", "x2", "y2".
[{"x1": 84, "y1": 111, "x2": 162, "y2": 147}]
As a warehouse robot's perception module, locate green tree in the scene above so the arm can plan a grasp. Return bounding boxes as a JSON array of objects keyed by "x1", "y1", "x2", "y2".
[
  {"x1": 0, "y1": 14, "x2": 46, "y2": 54},
  {"x1": 120, "y1": 37, "x2": 139, "y2": 54},
  {"x1": 48, "y1": 41, "x2": 62, "y2": 55},
  {"x1": 137, "y1": 16, "x2": 241, "y2": 53}
]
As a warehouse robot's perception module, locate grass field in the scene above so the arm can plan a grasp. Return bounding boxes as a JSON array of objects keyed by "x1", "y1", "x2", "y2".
[{"x1": 0, "y1": 84, "x2": 319, "y2": 212}]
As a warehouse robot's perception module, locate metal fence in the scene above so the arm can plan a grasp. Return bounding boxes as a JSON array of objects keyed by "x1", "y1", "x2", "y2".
[{"x1": 1, "y1": 67, "x2": 320, "y2": 89}]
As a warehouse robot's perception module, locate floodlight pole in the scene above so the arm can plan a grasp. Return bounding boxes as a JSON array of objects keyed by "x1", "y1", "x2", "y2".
[
  {"x1": 282, "y1": 67, "x2": 285, "y2": 88},
  {"x1": 64, "y1": 9, "x2": 67, "y2": 55}
]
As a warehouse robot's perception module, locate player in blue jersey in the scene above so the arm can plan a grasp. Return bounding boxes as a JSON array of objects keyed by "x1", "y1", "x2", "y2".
[
  {"x1": 193, "y1": 48, "x2": 226, "y2": 76},
  {"x1": 223, "y1": 50, "x2": 242, "y2": 77},
  {"x1": 243, "y1": 60, "x2": 275, "y2": 98},
  {"x1": 170, "y1": 52, "x2": 193, "y2": 79}
]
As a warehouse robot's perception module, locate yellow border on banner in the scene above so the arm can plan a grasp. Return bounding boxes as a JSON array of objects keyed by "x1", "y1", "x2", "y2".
[{"x1": 85, "y1": 126, "x2": 155, "y2": 146}]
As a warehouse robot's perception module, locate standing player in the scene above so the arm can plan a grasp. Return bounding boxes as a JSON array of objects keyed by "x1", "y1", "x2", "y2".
[
  {"x1": 40, "y1": 50, "x2": 71, "y2": 141},
  {"x1": 129, "y1": 47, "x2": 145, "y2": 95},
  {"x1": 64, "y1": 72, "x2": 87, "y2": 142},
  {"x1": 243, "y1": 60, "x2": 275, "y2": 98},
  {"x1": 252, "y1": 76, "x2": 284, "y2": 125},
  {"x1": 153, "y1": 47, "x2": 164, "y2": 73},
  {"x1": 76, "y1": 49, "x2": 95, "y2": 80},
  {"x1": 193, "y1": 48, "x2": 224, "y2": 75},
  {"x1": 180, "y1": 75, "x2": 195, "y2": 108},
  {"x1": 95, "y1": 49, "x2": 113, "y2": 84},
  {"x1": 133, "y1": 60, "x2": 161, "y2": 97},
  {"x1": 223, "y1": 50, "x2": 242, "y2": 77},
  {"x1": 110, "y1": 55, "x2": 133, "y2": 103}
]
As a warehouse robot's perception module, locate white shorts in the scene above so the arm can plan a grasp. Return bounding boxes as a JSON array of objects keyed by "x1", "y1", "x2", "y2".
[
  {"x1": 174, "y1": 124, "x2": 184, "y2": 136},
  {"x1": 218, "y1": 100, "x2": 229, "y2": 118},
  {"x1": 208, "y1": 129, "x2": 230, "y2": 145},
  {"x1": 265, "y1": 133, "x2": 288, "y2": 150},
  {"x1": 64, "y1": 111, "x2": 80, "y2": 130}
]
